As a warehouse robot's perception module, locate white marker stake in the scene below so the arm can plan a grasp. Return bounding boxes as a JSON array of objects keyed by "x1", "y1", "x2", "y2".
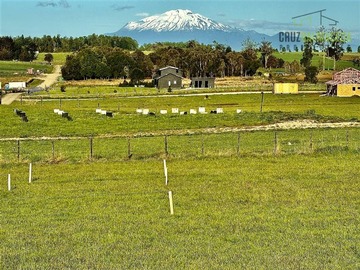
[
  {"x1": 168, "y1": 191, "x2": 174, "y2": 215},
  {"x1": 29, "y1": 163, "x2": 32, "y2": 183},
  {"x1": 163, "y1": 159, "x2": 168, "y2": 185},
  {"x1": 8, "y1": 174, "x2": 11, "y2": 191}
]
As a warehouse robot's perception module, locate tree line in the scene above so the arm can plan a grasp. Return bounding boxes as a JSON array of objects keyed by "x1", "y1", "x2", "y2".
[
  {"x1": 0, "y1": 34, "x2": 138, "y2": 61},
  {"x1": 61, "y1": 40, "x2": 288, "y2": 82}
]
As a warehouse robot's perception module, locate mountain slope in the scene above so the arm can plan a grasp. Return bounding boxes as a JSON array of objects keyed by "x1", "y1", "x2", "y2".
[
  {"x1": 122, "y1": 9, "x2": 233, "y2": 32},
  {"x1": 109, "y1": 9, "x2": 297, "y2": 50}
]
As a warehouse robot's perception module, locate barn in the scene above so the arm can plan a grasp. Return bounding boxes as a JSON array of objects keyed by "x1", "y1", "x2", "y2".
[
  {"x1": 326, "y1": 68, "x2": 360, "y2": 97},
  {"x1": 153, "y1": 66, "x2": 183, "y2": 89}
]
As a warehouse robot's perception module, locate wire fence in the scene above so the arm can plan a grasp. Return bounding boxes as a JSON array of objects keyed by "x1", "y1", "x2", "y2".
[{"x1": 0, "y1": 128, "x2": 359, "y2": 163}]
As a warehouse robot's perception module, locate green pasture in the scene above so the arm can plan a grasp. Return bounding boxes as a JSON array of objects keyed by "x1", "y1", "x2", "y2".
[
  {"x1": 34, "y1": 52, "x2": 70, "y2": 66},
  {"x1": 0, "y1": 94, "x2": 359, "y2": 138},
  {"x1": 273, "y1": 52, "x2": 360, "y2": 71},
  {"x1": 1, "y1": 154, "x2": 359, "y2": 269},
  {"x1": 0, "y1": 128, "x2": 358, "y2": 164},
  {"x1": 29, "y1": 82, "x2": 326, "y2": 99},
  {"x1": 0, "y1": 93, "x2": 359, "y2": 138}
]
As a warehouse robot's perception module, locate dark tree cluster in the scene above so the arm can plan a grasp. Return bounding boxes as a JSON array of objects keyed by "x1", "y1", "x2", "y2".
[
  {"x1": 0, "y1": 36, "x2": 37, "y2": 61},
  {"x1": 61, "y1": 40, "x2": 266, "y2": 82},
  {"x1": 0, "y1": 34, "x2": 138, "y2": 61},
  {"x1": 61, "y1": 47, "x2": 153, "y2": 82},
  {"x1": 149, "y1": 41, "x2": 261, "y2": 77}
]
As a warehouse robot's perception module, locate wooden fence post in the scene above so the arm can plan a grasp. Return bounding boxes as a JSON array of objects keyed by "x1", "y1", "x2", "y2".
[
  {"x1": 260, "y1": 91, "x2": 264, "y2": 113},
  {"x1": 237, "y1": 132, "x2": 241, "y2": 156},
  {"x1": 17, "y1": 140, "x2": 20, "y2": 162},
  {"x1": 309, "y1": 131, "x2": 313, "y2": 151},
  {"x1": 127, "y1": 137, "x2": 131, "y2": 158},
  {"x1": 89, "y1": 137, "x2": 93, "y2": 160},
  {"x1": 201, "y1": 135, "x2": 205, "y2": 156},
  {"x1": 164, "y1": 135, "x2": 169, "y2": 155},
  {"x1": 52, "y1": 141, "x2": 55, "y2": 159},
  {"x1": 274, "y1": 131, "x2": 278, "y2": 155}
]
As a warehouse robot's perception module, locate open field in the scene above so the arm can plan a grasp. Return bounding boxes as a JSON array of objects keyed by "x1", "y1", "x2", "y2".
[
  {"x1": 1, "y1": 154, "x2": 359, "y2": 269},
  {"x1": 0, "y1": 127, "x2": 359, "y2": 163},
  {"x1": 0, "y1": 61, "x2": 53, "y2": 85},
  {"x1": 1, "y1": 94, "x2": 359, "y2": 138},
  {"x1": 1, "y1": 65, "x2": 359, "y2": 268},
  {"x1": 34, "y1": 52, "x2": 70, "y2": 66}
]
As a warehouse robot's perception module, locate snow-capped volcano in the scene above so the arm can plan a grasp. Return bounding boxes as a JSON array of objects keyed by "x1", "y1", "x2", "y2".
[
  {"x1": 109, "y1": 9, "x2": 275, "y2": 49},
  {"x1": 123, "y1": 9, "x2": 232, "y2": 32}
]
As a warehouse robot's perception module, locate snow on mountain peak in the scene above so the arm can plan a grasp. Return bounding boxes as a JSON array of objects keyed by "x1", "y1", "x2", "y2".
[{"x1": 123, "y1": 9, "x2": 232, "y2": 32}]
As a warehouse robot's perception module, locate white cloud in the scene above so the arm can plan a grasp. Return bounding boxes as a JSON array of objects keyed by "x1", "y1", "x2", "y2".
[{"x1": 136, "y1": 12, "x2": 150, "y2": 17}]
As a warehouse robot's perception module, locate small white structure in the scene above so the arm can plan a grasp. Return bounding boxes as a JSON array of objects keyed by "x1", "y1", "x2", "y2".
[
  {"x1": 8, "y1": 82, "x2": 26, "y2": 89},
  {"x1": 160, "y1": 110, "x2": 168, "y2": 115},
  {"x1": 198, "y1": 107, "x2": 207, "y2": 114},
  {"x1": 96, "y1": 108, "x2": 102, "y2": 113},
  {"x1": 142, "y1": 109, "x2": 149, "y2": 115},
  {"x1": 136, "y1": 109, "x2": 143, "y2": 114},
  {"x1": 216, "y1": 108, "x2": 224, "y2": 114},
  {"x1": 180, "y1": 111, "x2": 187, "y2": 115},
  {"x1": 172, "y1": 108, "x2": 179, "y2": 114},
  {"x1": 190, "y1": 109, "x2": 197, "y2": 114},
  {"x1": 236, "y1": 109, "x2": 242, "y2": 114},
  {"x1": 54, "y1": 109, "x2": 60, "y2": 113}
]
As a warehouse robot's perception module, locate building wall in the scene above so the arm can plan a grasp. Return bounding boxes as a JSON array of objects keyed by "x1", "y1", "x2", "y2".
[
  {"x1": 191, "y1": 77, "x2": 215, "y2": 88},
  {"x1": 159, "y1": 67, "x2": 180, "y2": 77},
  {"x1": 273, "y1": 83, "x2": 298, "y2": 94},
  {"x1": 157, "y1": 74, "x2": 182, "y2": 89},
  {"x1": 337, "y1": 84, "x2": 360, "y2": 97}
]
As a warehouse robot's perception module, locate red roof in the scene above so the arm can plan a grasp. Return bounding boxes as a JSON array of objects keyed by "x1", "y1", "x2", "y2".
[{"x1": 326, "y1": 68, "x2": 360, "y2": 85}]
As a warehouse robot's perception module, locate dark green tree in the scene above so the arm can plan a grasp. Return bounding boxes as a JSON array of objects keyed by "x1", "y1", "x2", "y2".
[
  {"x1": 44, "y1": 53, "x2": 54, "y2": 64},
  {"x1": 300, "y1": 37, "x2": 313, "y2": 68},
  {"x1": 304, "y1": 66, "x2": 319, "y2": 83},
  {"x1": 130, "y1": 68, "x2": 145, "y2": 84}
]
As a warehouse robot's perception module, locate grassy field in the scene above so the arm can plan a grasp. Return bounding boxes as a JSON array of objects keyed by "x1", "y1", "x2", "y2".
[
  {"x1": 1, "y1": 59, "x2": 359, "y2": 268},
  {"x1": 0, "y1": 94, "x2": 359, "y2": 138},
  {"x1": 274, "y1": 52, "x2": 360, "y2": 71},
  {"x1": 0, "y1": 61, "x2": 53, "y2": 85},
  {"x1": 34, "y1": 52, "x2": 70, "y2": 66},
  {"x1": 1, "y1": 154, "x2": 359, "y2": 269}
]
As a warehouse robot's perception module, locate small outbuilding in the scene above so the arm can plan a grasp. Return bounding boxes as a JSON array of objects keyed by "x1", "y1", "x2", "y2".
[
  {"x1": 153, "y1": 66, "x2": 183, "y2": 89},
  {"x1": 190, "y1": 77, "x2": 215, "y2": 89},
  {"x1": 273, "y1": 83, "x2": 298, "y2": 94},
  {"x1": 326, "y1": 68, "x2": 360, "y2": 97}
]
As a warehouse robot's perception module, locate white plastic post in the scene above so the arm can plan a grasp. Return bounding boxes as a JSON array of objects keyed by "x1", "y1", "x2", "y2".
[
  {"x1": 163, "y1": 159, "x2": 168, "y2": 185},
  {"x1": 168, "y1": 191, "x2": 174, "y2": 215},
  {"x1": 8, "y1": 174, "x2": 11, "y2": 191},
  {"x1": 29, "y1": 163, "x2": 32, "y2": 183}
]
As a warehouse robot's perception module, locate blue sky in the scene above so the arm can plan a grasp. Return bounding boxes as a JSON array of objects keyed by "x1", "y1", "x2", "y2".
[{"x1": 1, "y1": 0, "x2": 359, "y2": 40}]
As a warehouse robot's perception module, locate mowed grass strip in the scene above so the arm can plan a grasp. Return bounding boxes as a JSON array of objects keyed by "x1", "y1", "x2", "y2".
[{"x1": 0, "y1": 153, "x2": 359, "y2": 269}]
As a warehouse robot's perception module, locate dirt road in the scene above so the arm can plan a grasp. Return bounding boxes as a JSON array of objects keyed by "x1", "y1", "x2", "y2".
[
  {"x1": 0, "y1": 120, "x2": 358, "y2": 141},
  {"x1": 1, "y1": 93, "x2": 23, "y2": 105},
  {"x1": 38, "y1": 65, "x2": 62, "y2": 89}
]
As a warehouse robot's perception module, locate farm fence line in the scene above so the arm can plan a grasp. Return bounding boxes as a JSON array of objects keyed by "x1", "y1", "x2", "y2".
[{"x1": 0, "y1": 128, "x2": 358, "y2": 163}]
